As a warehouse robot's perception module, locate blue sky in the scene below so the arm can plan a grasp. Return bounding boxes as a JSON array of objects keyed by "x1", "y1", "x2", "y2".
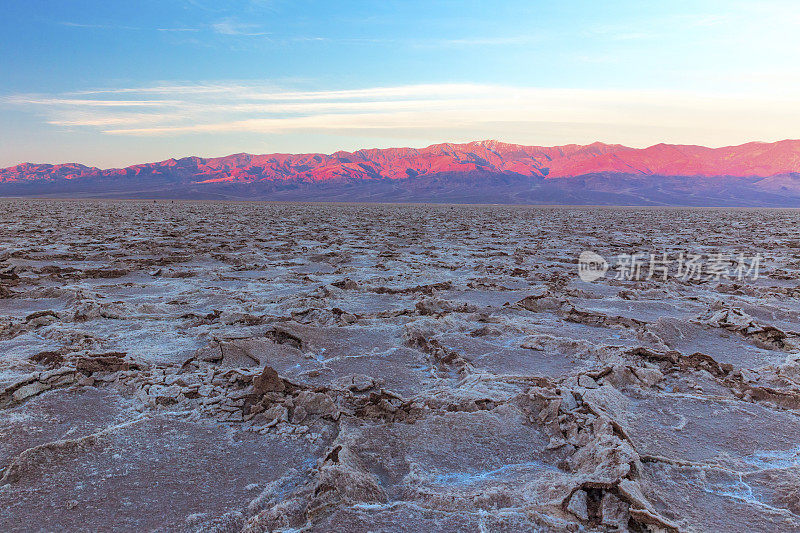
[{"x1": 2, "y1": 0, "x2": 799, "y2": 167}]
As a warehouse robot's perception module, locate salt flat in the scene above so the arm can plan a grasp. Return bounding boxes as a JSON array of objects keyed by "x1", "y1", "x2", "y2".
[{"x1": 1, "y1": 200, "x2": 800, "y2": 532}]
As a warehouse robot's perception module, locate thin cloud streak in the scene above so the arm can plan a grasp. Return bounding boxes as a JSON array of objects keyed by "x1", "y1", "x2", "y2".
[
  {"x1": 157, "y1": 28, "x2": 201, "y2": 33},
  {"x1": 54, "y1": 19, "x2": 547, "y2": 49},
  {"x1": 4, "y1": 97, "x2": 176, "y2": 107},
  {"x1": 211, "y1": 19, "x2": 270, "y2": 36},
  {"x1": 58, "y1": 21, "x2": 143, "y2": 31}
]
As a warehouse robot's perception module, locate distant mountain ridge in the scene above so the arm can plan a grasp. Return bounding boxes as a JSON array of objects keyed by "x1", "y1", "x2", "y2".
[{"x1": 3, "y1": 140, "x2": 800, "y2": 206}]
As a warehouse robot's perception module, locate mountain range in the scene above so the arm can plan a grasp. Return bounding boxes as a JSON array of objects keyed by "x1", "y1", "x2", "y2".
[{"x1": 3, "y1": 139, "x2": 800, "y2": 206}]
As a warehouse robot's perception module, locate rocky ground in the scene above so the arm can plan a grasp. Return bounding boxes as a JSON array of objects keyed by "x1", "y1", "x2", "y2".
[{"x1": 1, "y1": 199, "x2": 800, "y2": 532}]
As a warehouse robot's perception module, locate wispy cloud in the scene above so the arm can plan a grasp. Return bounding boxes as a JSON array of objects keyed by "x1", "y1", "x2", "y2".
[
  {"x1": 4, "y1": 96, "x2": 175, "y2": 107},
  {"x1": 211, "y1": 19, "x2": 269, "y2": 36},
  {"x1": 5, "y1": 82, "x2": 800, "y2": 148},
  {"x1": 57, "y1": 17, "x2": 545, "y2": 50},
  {"x1": 59, "y1": 21, "x2": 141, "y2": 30},
  {"x1": 58, "y1": 19, "x2": 263, "y2": 37},
  {"x1": 411, "y1": 35, "x2": 542, "y2": 48},
  {"x1": 157, "y1": 28, "x2": 201, "y2": 33}
]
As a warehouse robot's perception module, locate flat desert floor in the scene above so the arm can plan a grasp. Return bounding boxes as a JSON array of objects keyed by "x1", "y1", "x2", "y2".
[{"x1": 1, "y1": 200, "x2": 800, "y2": 532}]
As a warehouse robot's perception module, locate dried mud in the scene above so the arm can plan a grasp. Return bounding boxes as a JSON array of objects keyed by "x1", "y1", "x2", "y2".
[{"x1": 1, "y1": 200, "x2": 800, "y2": 532}]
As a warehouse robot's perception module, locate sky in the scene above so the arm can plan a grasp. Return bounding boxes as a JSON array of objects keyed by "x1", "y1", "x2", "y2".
[{"x1": 2, "y1": 0, "x2": 800, "y2": 167}]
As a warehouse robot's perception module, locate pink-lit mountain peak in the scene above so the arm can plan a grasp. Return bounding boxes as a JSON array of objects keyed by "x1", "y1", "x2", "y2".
[{"x1": 3, "y1": 139, "x2": 800, "y2": 185}]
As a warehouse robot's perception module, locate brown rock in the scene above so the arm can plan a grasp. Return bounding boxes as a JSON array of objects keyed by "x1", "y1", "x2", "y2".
[
  {"x1": 31, "y1": 351, "x2": 65, "y2": 368},
  {"x1": 253, "y1": 366, "x2": 285, "y2": 395},
  {"x1": 75, "y1": 353, "x2": 136, "y2": 374}
]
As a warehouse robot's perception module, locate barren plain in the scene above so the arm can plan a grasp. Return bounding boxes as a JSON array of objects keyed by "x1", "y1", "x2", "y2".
[{"x1": 1, "y1": 199, "x2": 800, "y2": 532}]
